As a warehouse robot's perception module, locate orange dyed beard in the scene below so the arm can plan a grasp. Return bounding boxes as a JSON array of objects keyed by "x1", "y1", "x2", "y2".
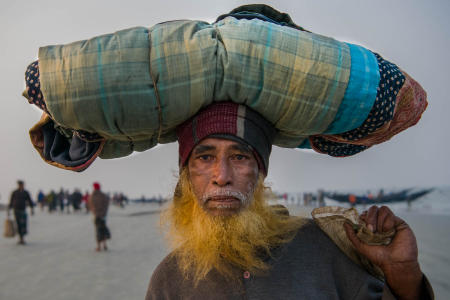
[{"x1": 162, "y1": 168, "x2": 305, "y2": 285}]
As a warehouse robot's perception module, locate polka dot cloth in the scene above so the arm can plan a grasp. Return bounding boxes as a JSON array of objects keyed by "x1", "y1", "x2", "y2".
[
  {"x1": 310, "y1": 53, "x2": 406, "y2": 157},
  {"x1": 25, "y1": 61, "x2": 50, "y2": 115},
  {"x1": 25, "y1": 60, "x2": 103, "y2": 142},
  {"x1": 311, "y1": 136, "x2": 369, "y2": 156}
]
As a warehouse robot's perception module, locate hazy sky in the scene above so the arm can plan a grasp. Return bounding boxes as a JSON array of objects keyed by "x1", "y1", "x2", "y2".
[{"x1": 1, "y1": 0, "x2": 449, "y2": 203}]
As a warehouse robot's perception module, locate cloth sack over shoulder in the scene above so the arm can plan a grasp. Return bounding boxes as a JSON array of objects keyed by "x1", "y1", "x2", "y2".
[{"x1": 311, "y1": 206, "x2": 395, "y2": 281}]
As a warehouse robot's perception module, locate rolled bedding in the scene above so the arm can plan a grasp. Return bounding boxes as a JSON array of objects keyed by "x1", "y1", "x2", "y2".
[{"x1": 23, "y1": 4, "x2": 427, "y2": 171}]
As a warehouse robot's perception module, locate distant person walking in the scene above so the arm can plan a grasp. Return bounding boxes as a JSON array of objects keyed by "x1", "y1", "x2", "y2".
[
  {"x1": 57, "y1": 189, "x2": 65, "y2": 213},
  {"x1": 7, "y1": 180, "x2": 34, "y2": 245},
  {"x1": 37, "y1": 190, "x2": 45, "y2": 211},
  {"x1": 47, "y1": 190, "x2": 56, "y2": 213},
  {"x1": 69, "y1": 189, "x2": 83, "y2": 212},
  {"x1": 88, "y1": 182, "x2": 110, "y2": 252}
]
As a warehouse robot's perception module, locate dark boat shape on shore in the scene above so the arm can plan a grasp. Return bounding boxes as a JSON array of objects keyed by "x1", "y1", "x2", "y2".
[{"x1": 324, "y1": 188, "x2": 434, "y2": 205}]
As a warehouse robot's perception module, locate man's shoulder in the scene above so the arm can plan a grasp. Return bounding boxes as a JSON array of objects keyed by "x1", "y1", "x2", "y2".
[
  {"x1": 146, "y1": 253, "x2": 183, "y2": 299},
  {"x1": 261, "y1": 219, "x2": 385, "y2": 299},
  {"x1": 91, "y1": 190, "x2": 108, "y2": 200},
  {"x1": 287, "y1": 218, "x2": 359, "y2": 261},
  {"x1": 155, "y1": 252, "x2": 177, "y2": 272},
  {"x1": 149, "y1": 253, "x2": 180, "y2": 285},
  {"x1": 11, "y1": 189, "x2": 30, "y2": 198},
  {"x1": 290, "y1": 218, "x2": 336, "y2": 247},
  {"x1": 279, "y1": 218, "x2": 379, "y2": 278}
]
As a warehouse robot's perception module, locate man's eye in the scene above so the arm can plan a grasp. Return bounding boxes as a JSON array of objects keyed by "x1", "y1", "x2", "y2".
[
  {"x1": 198, "y1": 155, "x2": 212, "y2": 161},
  {"x1": 233, "y1": 154, "x2": 247, "y2": 161}
]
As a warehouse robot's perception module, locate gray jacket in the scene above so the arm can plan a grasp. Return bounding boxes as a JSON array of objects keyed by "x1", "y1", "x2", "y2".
[{"x1": 147, "y1": 220, "x2": 431, "y2": 299}]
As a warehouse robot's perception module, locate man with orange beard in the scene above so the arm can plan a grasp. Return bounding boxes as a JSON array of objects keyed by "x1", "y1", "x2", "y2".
[{"x1": 146, "y1": 102, "x2": 432, "y2": 299}]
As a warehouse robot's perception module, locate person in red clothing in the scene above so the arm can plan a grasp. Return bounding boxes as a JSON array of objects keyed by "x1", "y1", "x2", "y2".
[
  {"x1": 88, "y1": 182, "x2": 110, "y2": 252},
  {"x1": 82, "y1": 191, "x2": 89, "y2": 213}
]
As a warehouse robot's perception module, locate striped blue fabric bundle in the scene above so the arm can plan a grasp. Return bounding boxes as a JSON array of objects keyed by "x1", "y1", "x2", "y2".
[{"x1": 24, "y1": 5, "x2": 425, "y2": 171}]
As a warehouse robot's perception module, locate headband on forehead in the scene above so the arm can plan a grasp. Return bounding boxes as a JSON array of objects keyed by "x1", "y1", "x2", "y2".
[{"x1": 176, "y1": 102, "x2": 277, "y2": 175}]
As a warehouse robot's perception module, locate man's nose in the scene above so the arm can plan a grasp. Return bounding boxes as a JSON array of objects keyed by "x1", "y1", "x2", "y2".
[{"x1": 212, "y1": 158, "x2": 232, "y2": 186}]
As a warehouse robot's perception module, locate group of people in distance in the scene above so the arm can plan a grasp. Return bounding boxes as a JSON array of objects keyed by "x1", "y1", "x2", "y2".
[
  {"x1": 6, "y1": 180, "x2": 112, "y2": 252},
  {"x1": 36, "y1": 188, "x2": 87, "y2": 214}
]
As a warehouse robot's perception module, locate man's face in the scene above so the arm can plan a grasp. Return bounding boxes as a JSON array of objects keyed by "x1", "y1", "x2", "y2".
[{"x1": 187, "y1": 138, "x2": 260, "y2": 217}]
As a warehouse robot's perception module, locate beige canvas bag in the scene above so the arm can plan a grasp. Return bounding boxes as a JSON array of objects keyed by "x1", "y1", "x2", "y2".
[
  {"x1": 312, "y1": 206, "x2": 395, "y2": 281},
  {"x1": 3, "y1": 217, "x2": 16, "y2": 238}
]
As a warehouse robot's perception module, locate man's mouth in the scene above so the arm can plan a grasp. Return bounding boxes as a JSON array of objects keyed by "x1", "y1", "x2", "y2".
[
  {"x1": 207, "y1": 196, "x2": 240, "y2": 203},
  {"x1": 202, "y1": 193, "x2": 247, "y2": 215},
  {"x1": 202, "y1": 190, "x2": 248, "y2": 204}
]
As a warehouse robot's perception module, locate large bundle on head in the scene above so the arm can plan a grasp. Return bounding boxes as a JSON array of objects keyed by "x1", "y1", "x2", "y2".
[{"x1": 24, "y1": 5, "x2": 427, "y2": 171}]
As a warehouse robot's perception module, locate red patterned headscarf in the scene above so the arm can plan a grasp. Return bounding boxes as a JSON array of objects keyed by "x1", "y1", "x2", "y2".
[{"x1": 176, "y1": 102, "x2": 277, "y2": 175}]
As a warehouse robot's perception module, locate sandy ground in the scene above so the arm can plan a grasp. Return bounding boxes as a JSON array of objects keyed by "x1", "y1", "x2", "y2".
[
  {"x1": 1, "y1": 204, "x2": 449, "y2": 299},
  {"x1": 0, "y1": 204, "x2": 167, "y2": 300}
]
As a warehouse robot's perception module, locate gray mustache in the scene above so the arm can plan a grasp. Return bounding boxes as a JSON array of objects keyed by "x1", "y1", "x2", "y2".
[{"x1": 201, "y1": 189, "x2": 250, "y2": 205}]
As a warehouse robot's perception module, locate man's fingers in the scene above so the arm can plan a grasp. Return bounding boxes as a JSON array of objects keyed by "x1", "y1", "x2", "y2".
[
  {"x1": 362, "y1": 206, "x2": 407, "y2": 233},
  {"x1": 344, "y1": 223, "x2": 368, "y2": 253},
  {"x1": 381, "y1": 215, "x2": 395, "y2": 232},
  {"x1": 393, "y1": 215, "x2": 409, "y2": 231},
  {"x1": 366, "y1": 206, "x2": 379, "y2": 232},
  {"x1": 377, "y1": 206, "x2": 394, "y2": 232},
  {"x1": 344, "y1": 223, "x2": 358, "y2": 246}
]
